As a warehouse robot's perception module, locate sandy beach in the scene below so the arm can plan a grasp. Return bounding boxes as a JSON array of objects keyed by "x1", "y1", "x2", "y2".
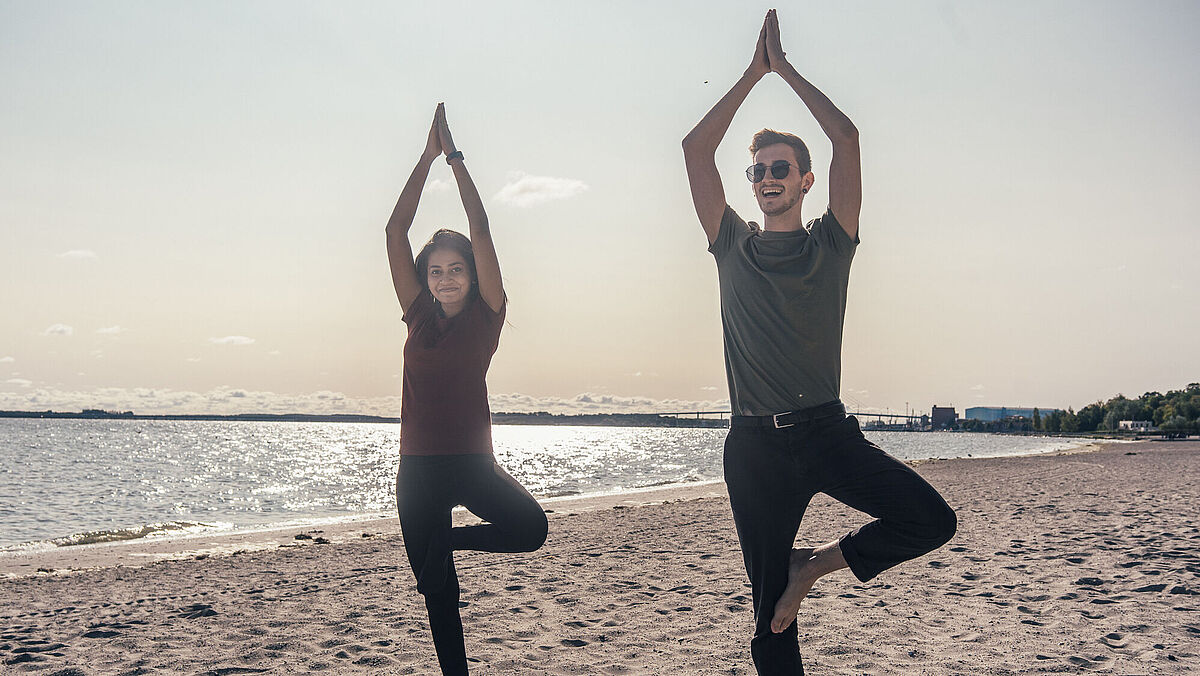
[{"x1": 1, "y1": 439, "x2": 1197, "y2": 674}]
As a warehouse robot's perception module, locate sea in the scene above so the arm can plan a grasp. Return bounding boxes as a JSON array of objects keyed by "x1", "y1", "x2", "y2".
[{"x1": 0, "y1": 419, "x2": 1097, "y2": 551}]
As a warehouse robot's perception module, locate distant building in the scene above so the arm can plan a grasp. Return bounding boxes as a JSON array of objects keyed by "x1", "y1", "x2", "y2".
[
  {"x1": 1118, "y1": 420, "x2": 1152, "y2": 432},
  {"x1": 931, "y1": 406, "x2": 957, "y2": 429},
  {"x1": 964, "y1": 406, "x2": 1059, "y2": 422}
]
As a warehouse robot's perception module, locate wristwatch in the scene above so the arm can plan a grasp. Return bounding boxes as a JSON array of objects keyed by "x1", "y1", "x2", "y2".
[{"x1": 446, "y1": 150, "x2": 464, "y2": 164}]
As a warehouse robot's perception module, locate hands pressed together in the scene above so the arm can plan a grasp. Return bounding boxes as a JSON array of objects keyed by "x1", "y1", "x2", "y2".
[
  {"x1": 423, "y1": 102, "x2": 459, "y2": 162},
  {"x1": 747, "y1": 8, "x2": 789, "y2": 80}
]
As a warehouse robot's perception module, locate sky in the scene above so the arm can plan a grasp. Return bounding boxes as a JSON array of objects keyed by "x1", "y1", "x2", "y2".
[{"x1": 2, "y1": 1, "x2": 1198, "y2": 417}]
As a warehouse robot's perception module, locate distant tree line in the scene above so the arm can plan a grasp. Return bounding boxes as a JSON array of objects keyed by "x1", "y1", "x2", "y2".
[
  {"x1": 952, "y1": 383, "x2": 1199, "y2": 436},
  {"x1": 976, "y1": 383, "x2": 1198, "y2": 436},
  {"x1": 1035, "y1": 383, "x2": 1199, "y2": 435}
]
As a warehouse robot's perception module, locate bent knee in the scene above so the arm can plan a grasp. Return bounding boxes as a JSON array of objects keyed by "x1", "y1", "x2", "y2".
[
  {"x1": 923, "y1": 501, "x2": 957, "y2": 548},
  {"x1": 515, "y1": 508, "x2": 548, "y2": 552}
]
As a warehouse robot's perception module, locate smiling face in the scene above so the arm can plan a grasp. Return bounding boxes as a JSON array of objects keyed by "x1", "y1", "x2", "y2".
[
  {"x1": 752, "y1": 143, "x2": 814, "y2": 219},
  {"x1": 426, "y1": 247, "x2": 473, "y2": 309}
]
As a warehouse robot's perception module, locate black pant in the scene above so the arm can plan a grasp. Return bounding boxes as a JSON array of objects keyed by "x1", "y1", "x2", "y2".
[
  {"x1": 396, "y1": 454, "x2": 548, "y2": 676},
  {"x1": 723, "y1": 413, "x2": 957, "y2": 675}
]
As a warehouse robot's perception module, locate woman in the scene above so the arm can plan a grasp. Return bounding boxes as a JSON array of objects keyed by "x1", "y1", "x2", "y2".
[{"x1": 385, "y1": 103, "x2": 548, "y2": 675}]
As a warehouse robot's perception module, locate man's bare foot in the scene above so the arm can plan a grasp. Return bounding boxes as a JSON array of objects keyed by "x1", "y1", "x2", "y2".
[{"x1": 770, "y1": 547, "x2": 816, "y2": 633}]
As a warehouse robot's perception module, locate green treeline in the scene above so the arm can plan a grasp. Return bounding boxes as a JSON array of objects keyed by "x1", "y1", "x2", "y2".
[
  {"x1": 1039, "y1": 382, "x2": 1199, "y2": 434},
  {"x1": 956, "y1": 383, "x2": 1199, "y2": 435}
]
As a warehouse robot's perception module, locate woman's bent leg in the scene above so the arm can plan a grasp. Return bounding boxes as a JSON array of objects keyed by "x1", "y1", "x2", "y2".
[{"x1": 454, "y1": 457, "x2": 548, "y2": 553}]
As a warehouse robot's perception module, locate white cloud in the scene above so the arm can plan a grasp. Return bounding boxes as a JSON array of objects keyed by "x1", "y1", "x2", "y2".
[
  {"x1": 42, "y1": 324, "x2": 73, "y2": 336},
  {"x1": 96, "y1": 325, "x2": 126, "y2": 335},
  {"x1": 0, "y1": 386, "x2": 730, "y2": 417},
  {"x1": 57, "y1": 249, "x2": 97, "y2": 260},
  {"x1": 490, "y1": 391, "x2": 729, "y2": 415},
  {"x1": 5, "y1": 378, "x2": 32, "y2": 387},
  {"x1": 186, "y1": 357, "x2": 201, "y2": 362},
  {"x1": 970, "y1": 384, "x2": 985, "y2": 391},
  {"x1": 0, "y1": 356, "x2": 13, "y2": 363},
  {"x1": 208, "y1": 336, "x2": 256, "y2": 346},
  {"x1": 493, "y1": 171, "x2": 588, "y2": 208},
  {"x1": 267, "y1": 350, "x2": 281, "y2": 356},
  {"x1": 427, "y1": 178, "x2": 453, "y2": 193}
]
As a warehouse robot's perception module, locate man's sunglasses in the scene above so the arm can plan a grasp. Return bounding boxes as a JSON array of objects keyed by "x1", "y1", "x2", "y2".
[{"x1": 746, "y1": 161, "x2": 798, "y2": 183}]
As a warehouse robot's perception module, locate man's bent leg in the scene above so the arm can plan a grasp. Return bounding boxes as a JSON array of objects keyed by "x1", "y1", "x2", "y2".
[
  {"x1": 819, "y1": 416, "x2": 957, "y2": 582},
  {"x1": 724, "y1": 426, "x2": 812, "y2": 675}
]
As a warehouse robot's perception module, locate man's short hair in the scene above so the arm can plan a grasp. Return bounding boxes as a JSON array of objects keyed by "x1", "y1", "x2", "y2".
[{"x1": 749, "y1": 129, "x2": 811, "y2": 174}]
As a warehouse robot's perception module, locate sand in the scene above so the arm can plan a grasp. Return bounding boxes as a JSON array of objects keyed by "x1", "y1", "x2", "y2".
[{"x1": 1, "y1": 440, "x2": 1197, "y2": 674}]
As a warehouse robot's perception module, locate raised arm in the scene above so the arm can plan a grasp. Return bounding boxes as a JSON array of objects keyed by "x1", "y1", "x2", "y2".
[
  {"x1": 435, "y1": 104, "x2": 504, "y2": 314},
  {"x1": 682, "y1": 16, "x2": 771, "y2": 245},
  {"x1": 765, "y1": 9, "x2": 861, "y2": 239},
  {"x1": 385, "y1": 107, "x2": 443, "y2": 313}
]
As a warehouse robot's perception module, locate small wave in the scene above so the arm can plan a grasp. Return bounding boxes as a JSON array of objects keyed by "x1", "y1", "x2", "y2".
[
  {"x1": 50, "y1": 521, "x2": 216, "y2": 547},
  {"x1": 540, "y1": 489, "x2": 581, "y2": 498},
  {"x1": 637, "y1": 475, "x2": 702, "y2": 489}
]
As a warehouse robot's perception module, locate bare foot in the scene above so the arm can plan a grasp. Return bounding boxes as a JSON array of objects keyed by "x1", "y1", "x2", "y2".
[{"x1": 770, "y1": 547, "x2": 817, "y2": 633}]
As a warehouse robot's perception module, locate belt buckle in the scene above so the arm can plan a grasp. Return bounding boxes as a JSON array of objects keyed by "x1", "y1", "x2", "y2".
[{"x1": 772, "y1": 412, "x2": 794, "y2": 429}]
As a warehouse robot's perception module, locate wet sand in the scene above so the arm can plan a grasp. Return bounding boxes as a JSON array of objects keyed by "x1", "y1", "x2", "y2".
[{"x1": 1, "y1": 440, "x2": 1197, "y2": 674}]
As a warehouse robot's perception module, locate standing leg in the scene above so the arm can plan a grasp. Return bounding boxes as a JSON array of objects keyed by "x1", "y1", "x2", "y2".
[
  {"x1": 454, "y1": 456, "x2": 548, "y2": 554},
  {"x1": 422, "y1": 562, "x2": 467, "y2": 676},
  {"x1": 397, "y1": 459, "x2": 468, "y2": 676},
  {"x1": 724, "y1": 426, "x2": 813, "y2": 676}
]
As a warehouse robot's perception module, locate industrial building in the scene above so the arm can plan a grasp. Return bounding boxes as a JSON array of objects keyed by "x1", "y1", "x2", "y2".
[{"x1": 963, "y1": 406, "x2": 1060, "y2": 422}]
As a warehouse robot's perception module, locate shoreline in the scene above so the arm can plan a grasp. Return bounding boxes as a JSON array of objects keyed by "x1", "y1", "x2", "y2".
[
  {"x1": 0, "y1": 438, "x2": 1110, "y2": 573},
  {"x1": 2, "y1": 439, "x2": 1196, "y2": 673},
  {"x1": 0, "y1": 439, "x2": 1108, "y2": 571}
]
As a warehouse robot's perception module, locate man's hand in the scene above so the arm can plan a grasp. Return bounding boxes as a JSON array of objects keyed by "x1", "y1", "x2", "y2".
[
  {"x1": 423, "y1": 105, "x2": 443, "y2": 161},
  {"x1": 765, "y1": 9, "x2": 789, "y2": 73},
  {"x1": 434, "y1": 102, "x2": 458, "y2": 156},
  {"x1": 746, "y1": 13, "x2": 771, "y2": 80}
]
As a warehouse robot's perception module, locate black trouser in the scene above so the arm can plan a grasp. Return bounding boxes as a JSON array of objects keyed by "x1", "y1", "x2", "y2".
[
  {"x1": 723, "y1": 413, "x2": 957, "y2": 675},
  {"x1": 396, "y1": 454, "x2": 548, "y2": 676}
]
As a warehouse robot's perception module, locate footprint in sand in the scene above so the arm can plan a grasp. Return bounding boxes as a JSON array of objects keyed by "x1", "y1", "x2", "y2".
[
  {"x1": 1101, "y1": 631, "x2": 1127, "y2": 648},
  {"x1": 175, "y1": 604, "x2": 217, "y2": 620},
  {"x1": 1132, "y1": 583, "x2": 1166, "y2": 592}
]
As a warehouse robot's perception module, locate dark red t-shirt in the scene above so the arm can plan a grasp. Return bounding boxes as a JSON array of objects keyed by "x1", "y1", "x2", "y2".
[{"x1": 400, "y1": 290, "x2": 505, "y2": 455}]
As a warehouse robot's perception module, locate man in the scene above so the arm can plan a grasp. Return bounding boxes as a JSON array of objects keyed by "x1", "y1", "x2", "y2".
[{"x1": 682, "y1": 10, "x2": 957, "y2": 674}]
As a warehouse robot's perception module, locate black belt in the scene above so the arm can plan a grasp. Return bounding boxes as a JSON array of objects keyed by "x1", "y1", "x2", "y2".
[{"x1": 730, "y1": 401, "x2": 846, "y2": 429}]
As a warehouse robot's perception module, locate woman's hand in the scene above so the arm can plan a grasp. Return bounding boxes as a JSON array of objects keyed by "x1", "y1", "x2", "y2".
[
  {"x1": 423, "y1": 105, "x2": 443, "y2": 161},
  {"x1": 434, "y1": 102, "x2": 457, "y2": 156}
]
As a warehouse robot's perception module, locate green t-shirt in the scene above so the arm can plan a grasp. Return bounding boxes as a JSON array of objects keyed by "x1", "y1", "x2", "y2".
[{"x1": 708, "y1": 205, "x2": 858, "y2": 416}]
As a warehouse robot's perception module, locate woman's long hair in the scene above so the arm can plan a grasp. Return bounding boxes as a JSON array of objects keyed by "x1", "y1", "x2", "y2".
[{"x1": 414, "y1": 229, "x2": 478, "y2": 298}]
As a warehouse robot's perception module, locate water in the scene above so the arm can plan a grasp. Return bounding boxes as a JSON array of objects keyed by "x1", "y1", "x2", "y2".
[{"x1": 0, "y1": 419, "x2": 1095, "y2": 549}]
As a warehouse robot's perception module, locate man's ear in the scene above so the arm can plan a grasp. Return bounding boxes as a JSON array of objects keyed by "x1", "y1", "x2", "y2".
[{"x1": 802, "y1": 171, "x2": 815, "y2": 192}]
